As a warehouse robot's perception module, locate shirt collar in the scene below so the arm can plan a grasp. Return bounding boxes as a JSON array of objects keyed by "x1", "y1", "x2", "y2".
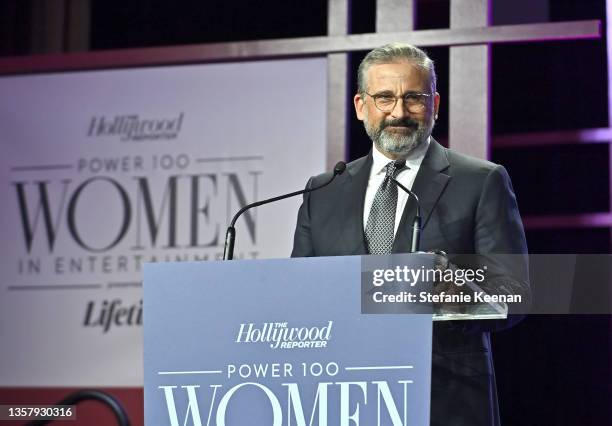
[{"x1": 371, "y1": 136, "x2": 431, "y2": 175}]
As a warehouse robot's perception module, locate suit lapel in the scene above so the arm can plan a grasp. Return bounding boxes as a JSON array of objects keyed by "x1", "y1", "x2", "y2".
[
  {"x1": 332, "y1": 153, "x2": 372, "y2": 255},
  {"x1": 393, "y1": 139, "x2": 450, "y2": 253}
]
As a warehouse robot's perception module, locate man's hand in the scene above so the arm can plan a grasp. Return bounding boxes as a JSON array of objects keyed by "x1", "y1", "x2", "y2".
[{"x1": 430, "y1": 250, "x2": 478, "y2": 313}]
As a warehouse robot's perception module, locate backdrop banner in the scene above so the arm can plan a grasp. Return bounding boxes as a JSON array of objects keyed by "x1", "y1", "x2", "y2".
[{"x1": 0, "y1": 57, "x2": 327, "y2": 387}]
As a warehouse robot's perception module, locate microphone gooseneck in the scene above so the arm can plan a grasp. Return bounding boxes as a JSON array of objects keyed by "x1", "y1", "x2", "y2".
[
  {"x1": 390, "y1": 176, "x2": 421, "y2": 253},
  {"x1": 223, "y1": 161, "x2": 347, "y2": 260}
]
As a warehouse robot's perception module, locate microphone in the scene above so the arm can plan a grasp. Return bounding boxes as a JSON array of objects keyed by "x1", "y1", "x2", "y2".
[
  {"x1": 223, "y1": 161, "x2": 347, "y2": 260},
  {"x1": 390, "y1": 176, "x2": 421, "y2": 253}
]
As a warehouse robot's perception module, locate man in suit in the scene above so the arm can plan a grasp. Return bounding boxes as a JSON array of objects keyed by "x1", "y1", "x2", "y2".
[{"x1": 292, "y1": 43, "x2": 529, "y2": 425}]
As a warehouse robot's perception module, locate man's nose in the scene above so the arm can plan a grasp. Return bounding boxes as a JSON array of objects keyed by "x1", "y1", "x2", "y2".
[{"x1": 390, "y1": 97, "x2": 409, "y2": 118}]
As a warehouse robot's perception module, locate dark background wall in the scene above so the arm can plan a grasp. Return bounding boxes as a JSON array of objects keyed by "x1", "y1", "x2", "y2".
[{"x1": 1, "y1": 0, "x2": 610, "y2": 424}]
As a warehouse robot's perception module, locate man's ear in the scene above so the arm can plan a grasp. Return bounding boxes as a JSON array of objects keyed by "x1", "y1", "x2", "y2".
[
  {"x1": 354, "y1": 93, "x2": 365, "y2": 121},
  {"x1": 433, "y1": 92, "x2": 440, "y2": 119}
]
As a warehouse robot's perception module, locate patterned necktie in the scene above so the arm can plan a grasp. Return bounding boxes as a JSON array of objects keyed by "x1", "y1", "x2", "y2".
[{"x1": 365, "y1": 160, "x2": 406, "y2": 254}]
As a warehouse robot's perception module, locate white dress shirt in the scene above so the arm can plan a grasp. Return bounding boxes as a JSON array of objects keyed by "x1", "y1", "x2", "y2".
[{"x1": 363, "y1": 137, "x2": 430, "y2": 236}]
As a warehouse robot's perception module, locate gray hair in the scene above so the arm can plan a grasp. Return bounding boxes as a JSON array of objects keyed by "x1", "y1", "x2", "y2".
[{"x1": 357, "y1": 43, "x2": 437, "y2": 94}]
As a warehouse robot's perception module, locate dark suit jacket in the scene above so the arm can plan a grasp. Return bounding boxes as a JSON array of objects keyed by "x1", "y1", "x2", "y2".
[{"x1": 292, "y1": 139, "x2": 529, "y2": 426}]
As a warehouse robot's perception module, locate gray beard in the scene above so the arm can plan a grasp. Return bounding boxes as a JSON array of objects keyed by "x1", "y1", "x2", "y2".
[{"x1": 365, "y1": 119, "x2": 432, "y2": 157}]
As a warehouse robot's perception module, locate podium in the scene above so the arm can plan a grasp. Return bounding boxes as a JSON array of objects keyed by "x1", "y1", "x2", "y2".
[{"x1": 143, "y1": 253, "x2": 508, "y2": 425}]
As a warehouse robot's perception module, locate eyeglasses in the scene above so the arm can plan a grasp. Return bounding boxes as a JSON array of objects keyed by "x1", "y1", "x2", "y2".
[{"x1": 364, "y1": 92, "x2": 431, "y2": 113}]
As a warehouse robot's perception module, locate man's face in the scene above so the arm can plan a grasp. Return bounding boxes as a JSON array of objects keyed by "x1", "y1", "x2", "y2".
[{"x1": 354, "y1": 61, "x2": 440, "y2": 159}]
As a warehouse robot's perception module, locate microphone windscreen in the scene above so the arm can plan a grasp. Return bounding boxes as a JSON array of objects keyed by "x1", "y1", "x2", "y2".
[{"x1": 333, "y1": 161, "x2": 347, "y2": 175}]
